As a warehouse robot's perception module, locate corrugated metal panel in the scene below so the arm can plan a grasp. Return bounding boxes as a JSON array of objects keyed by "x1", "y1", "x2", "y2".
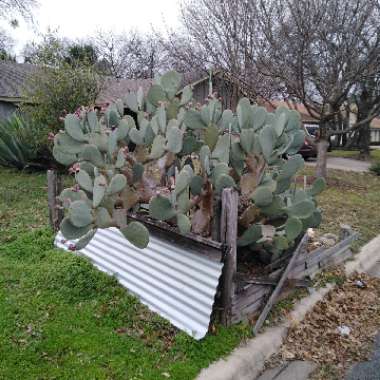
[{"x1": 55, "y1": 227, "x2": 224, "y2": 340}]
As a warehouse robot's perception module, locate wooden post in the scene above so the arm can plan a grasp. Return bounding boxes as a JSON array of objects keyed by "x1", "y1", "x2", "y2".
[
  {"x1": 47, "y1": 169, "x2": 64, "y2": 232},
  {"x1": 220, "y1": 188, "x2": 239, "y2": 326},
  {"x1": 211, "y1": 195, "x2": 221, "y2": 242}
]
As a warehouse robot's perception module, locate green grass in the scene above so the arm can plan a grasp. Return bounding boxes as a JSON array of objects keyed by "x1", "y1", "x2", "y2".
[
  {"x1": 0, "y1": 169, "x2": 48, "y2": 244},
  {"x1": 328, "y1": 149, "x2": 380, "y2": 162},
  {"x1": 0, "y1": 168, "x2": 251, "y2": 380},
  {"x1": 316, "y1": 169, "x2": 380, "y2": 249},
  {"x1": 1, "y1": 166, "x2": 380, "y2": 379}
]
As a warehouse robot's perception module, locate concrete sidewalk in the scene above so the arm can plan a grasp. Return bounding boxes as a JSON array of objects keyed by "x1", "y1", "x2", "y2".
[
  {"x1": 305, "y1": 157, "x2": 371, "y2": 172},
  {"x1": 256, "y1": 361, "x2": 316, "y2": 380}
]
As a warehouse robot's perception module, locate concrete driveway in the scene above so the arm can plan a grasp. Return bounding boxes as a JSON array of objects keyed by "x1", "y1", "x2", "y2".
[{"x1": 305, "y1": 157, "x2": 371, "y2": 172}]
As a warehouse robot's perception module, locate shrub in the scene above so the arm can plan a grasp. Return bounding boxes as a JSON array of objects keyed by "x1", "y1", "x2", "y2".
[
  {"x1": 21, "y1": 63, "x2": 101, "y2": 134},
  {"x1": 369, "y1": 162, "x2": 380, "y2": 176}
]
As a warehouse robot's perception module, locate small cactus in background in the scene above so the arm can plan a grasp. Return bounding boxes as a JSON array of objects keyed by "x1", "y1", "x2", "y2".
[{"x1": 54, "y1": 70, "x2": 325, "y2": 259}]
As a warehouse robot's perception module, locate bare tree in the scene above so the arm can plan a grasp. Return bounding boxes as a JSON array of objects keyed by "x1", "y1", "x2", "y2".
[
  {"x1": 158, "y1": 1, "x2": 274, "y2": 100},
  {"x1": 0, "y1": 27, "x2": 14, "y2": 54},
  {"x1": 22, "y1": 30, "x2": 70, "y2": 66},
  {"x1": 0, "y1": 0, "x2": 38, "y2": 21},
  {"x1": 256, "y1": 0, "x2": 380, "y2": 177},
  {"x1": 93, "y1": 30, "x2": 164, "y2": 79}
]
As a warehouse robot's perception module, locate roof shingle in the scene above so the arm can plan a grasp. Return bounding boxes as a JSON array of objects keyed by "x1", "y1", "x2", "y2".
[{"x1": 0, "y1": 62, "x2": 38, "y2": 99}]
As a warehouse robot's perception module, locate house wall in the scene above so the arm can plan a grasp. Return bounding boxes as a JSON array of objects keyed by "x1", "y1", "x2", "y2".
[
  {"x1": 191, "y1": 79, "x2": 209, "y2": 105},
  {"x1": 0, "y1": 101, "x2": 17, "y2": 120},
  {"x1": 191, "y1": 75, "x2": 243, "y2": 111},
  {"x1": 371, "y1": 129, "x2": 380, "y2": 144}
]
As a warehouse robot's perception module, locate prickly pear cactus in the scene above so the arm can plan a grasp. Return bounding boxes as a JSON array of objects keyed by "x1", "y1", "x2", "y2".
[{"x1": 53, "y1": 70, "x2": 325, "y2": 259}]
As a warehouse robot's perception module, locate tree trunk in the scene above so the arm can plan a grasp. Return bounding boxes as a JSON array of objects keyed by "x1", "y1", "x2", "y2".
[
  {"x1": 345, "y1": 130, "x2": 359, "y2": 149},
  {"x1": 315, "y1": 139, "x2": 329, "y2": 178},
  {"x1": 358, "y1": 121, "x2": 371, "y2": 160}
]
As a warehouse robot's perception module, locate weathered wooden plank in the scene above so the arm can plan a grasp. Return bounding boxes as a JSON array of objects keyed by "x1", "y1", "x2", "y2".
[
  {"x1": 220, "y1": 188, "x2": 239, "y2": 326},
  {"x1": 289, "y1": 237, "x2": 358, "y2": 279},
  {"x1": 128, "y1": 213, "x2": 223, "y2": 263},
  {"x1": 211, "y1": 195, "x2": 221, "y2": 242},
  {"x1": 231, "y1": 230, "x2": 358, "y2": 325},
  {"x1": 47, "y1": 169, "x2": 63, "y2": 232},
  {"x1": 240, "y1": 277, "x2": 311, "y2": 288},
  {"x1": 288, "y1": 233, "x2": 358, "y2": 274},
  {"x1": 289, "y1": 247, "x2": 354, "y2": 279},
  {"x1": 232, "y1": 294, "x2": 267, "y2": 323},
  {"x1": 252, "y1": 233, "x2": 309, "y2": 335},
  {"x1": 293, "y1": 231, "x2": 358, "y2": 268},
  {"x1": 232, "y1": 285, "x2": 269, "y2": 309}
]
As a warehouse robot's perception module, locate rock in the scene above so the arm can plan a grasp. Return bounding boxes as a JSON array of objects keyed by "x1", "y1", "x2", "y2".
[{"x1": 320, "y1": 233, "x2": 339, "y2": 247}]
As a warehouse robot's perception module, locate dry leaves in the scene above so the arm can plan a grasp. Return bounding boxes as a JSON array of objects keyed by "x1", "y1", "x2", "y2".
[{"x1": 278, "y1": 273, "x2": 380, "y2": 378}]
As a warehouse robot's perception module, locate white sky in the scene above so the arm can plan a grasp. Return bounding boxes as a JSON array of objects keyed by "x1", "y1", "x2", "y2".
[{"x1": 1, "y1": 0, "x2": 181, "y2": 58}]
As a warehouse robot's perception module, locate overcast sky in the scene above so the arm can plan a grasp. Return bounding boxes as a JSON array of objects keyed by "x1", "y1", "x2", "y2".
[{"x1": 1, "y1": 0, "x2": 181, "y2": 57}]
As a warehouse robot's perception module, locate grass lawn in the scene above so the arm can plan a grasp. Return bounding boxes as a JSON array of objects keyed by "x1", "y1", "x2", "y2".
[
  {"x1": 1, "y1": 166, "x2": 380, "y2": 379},
  {"x1": 328, "y1": 148, "x2": 380, "y2": 163},
  {"x1": 0, "y1": 168, "x2": 250, "y2": 380},
  {"x1": 315, "y1": 168, "x2": 380, "y2": 249}
]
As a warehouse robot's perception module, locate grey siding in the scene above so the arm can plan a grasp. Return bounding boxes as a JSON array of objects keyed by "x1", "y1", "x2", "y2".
[{"x1": 0, "y1": 101, "x2": 17, "y2": 120}]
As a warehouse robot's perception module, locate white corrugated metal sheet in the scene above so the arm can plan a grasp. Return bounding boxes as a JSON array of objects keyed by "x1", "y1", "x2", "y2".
[{"x1": 55, "y1": 227, "x2": 223, "y2": 340}]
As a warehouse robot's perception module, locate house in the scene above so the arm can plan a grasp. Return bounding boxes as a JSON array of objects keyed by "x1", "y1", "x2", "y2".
[
  {"x1": 263, "y1": 100, "x2": 320, "y2": 126},
  {"x1": 97, "y1": 70, "x2": 248, "y2": 111},
  {"x1": 0, "y1": 62, "x2": 252, "y2": 117},
  {"x1": 1, "y1": 61, "x2": 379, "y2": 144},
  {"x1": 370, "y1": 117, "x2": 380, "y2": 144},
  {"x1": 0, "y1": 62, "x2": 38, "y2": 119},
  {"x1": 264, "y1": 99, "x2": 380, "y2": 144},
  {"x1": 0, "y1": 61, "x2": 305, "y2": 121}
]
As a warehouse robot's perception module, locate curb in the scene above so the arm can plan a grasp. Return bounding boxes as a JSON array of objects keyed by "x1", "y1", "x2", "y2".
[
  {"x1": 345, "y1": 235, "x2": 380, "y2": 276},
  {"x1": 196, "y1": 235, "x2": 380, "y2": 380}
]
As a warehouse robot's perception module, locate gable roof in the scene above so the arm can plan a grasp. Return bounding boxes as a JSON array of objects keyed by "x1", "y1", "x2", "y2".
[
  {"x1": 96, "y1": 77, "x2": 153, "y2": 106},
  {"x1": 264, "y1": 100, "x2": 320, "y2": 124},
  {"x1": 97, "y1": 70, "x2": 209, "y2": 106},
  {"x1": 0, "y1": 62, "x2": 38, "y2": 101}
]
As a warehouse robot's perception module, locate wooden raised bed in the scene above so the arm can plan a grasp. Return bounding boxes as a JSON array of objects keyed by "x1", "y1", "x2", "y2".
[
  {"x1": 215, "y1": 189, "x2": 359, "y2": 326},
  {"x1": 48, "y1": 171, "x2": 359, "y2": 330}
]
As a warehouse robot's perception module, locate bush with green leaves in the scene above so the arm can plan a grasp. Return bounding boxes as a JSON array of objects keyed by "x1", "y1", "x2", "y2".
[
  {"x1": 369, "y1": 161, "x2": 380, "y2": 176},
  {"x1": 21, "y1": 63, "x2": 100, "y2": 135},
  {"x1": 54, "y1": 70, "x2": 325, "y2": 258}
]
